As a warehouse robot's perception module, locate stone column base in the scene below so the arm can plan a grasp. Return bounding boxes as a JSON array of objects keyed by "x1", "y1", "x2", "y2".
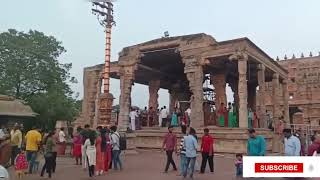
[
  {"x1": 272, "y1": 134, "x2": 282, "y2": 153},
  {"x1": 97, "y1": 93, "x2": 114, "y2": 127}
]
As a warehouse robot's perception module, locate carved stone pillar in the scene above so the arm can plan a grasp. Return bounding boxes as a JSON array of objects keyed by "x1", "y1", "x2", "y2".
[
  {"x1": 148, "y1": 80, "x2": 160, "y2": 110},
  {"x1": 211, "y1": 74, "x2": 227, "y2": 108},
  {"x1": 93, "y1": 77, "x2": 103, "y2": 128},
  {"x1": 282, "y1": 79, "x2": 290, "y2": 122},
  {"x1": 118, "y1": 66, "x2": 135, "y2": 131},
  {"x1": 272, "y1": 73, "x2": 282, "y2": 153},
  {"x1": 257, "y1": 64, "x2": 266, "y2": 128},
  {"x1": 238, "y1": 57, "x2": 248, "y2": 128},
  {"x1": 272, "y1": 73, "x2": 281, "y2": 124},
  {"x1": 169, "y1": 83, "x2": 179, "y2": 113},
  {"x1": 183, "y1": 58, "x2": 204, "y2": 128}
]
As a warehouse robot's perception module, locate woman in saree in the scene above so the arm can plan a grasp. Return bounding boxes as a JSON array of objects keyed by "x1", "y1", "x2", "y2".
[
  {"x1": 217, "y1": 103, "x2": 226, "y2": 127},
  {"x1": 171, "y1": 110, "x2": 179, "y2": 127}
]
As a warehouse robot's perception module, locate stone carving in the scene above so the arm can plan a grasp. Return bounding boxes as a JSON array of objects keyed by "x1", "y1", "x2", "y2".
[
  {"x1": 229, "y1": 49, "x2": 249, "y2": 62},
  {"x1": 272, "y1": 73, "x2": 281, "y2": 123},
  {"x1": 211, "y1": 74, "x2": 227, "y2": 107},
  {"x1": 257, "y1": 64, "x2": 266, "y2": 128},
  {"x1": 282, "y1": 79, "x2": 289, "y2": 122},
  {"x1": 237, "y1": 57, "x2": 248, "y2": 128},
  {"x1": 183, "y1": 58, "x2": 204, "y2": 128},
  {"x1": 148, "y1": 80, "x2": 160, "y2": 110},
  {"x1": 118, "y1": 65, "x2": 135, "y2": 131}
]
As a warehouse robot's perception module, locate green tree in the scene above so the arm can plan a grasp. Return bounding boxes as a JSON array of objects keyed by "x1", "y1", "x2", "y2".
[{"x1": 0, "y1": 29, "x2": 79, "y2": 130}]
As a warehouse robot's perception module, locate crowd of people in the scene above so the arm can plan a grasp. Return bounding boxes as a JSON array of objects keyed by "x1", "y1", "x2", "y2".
[
  {"x1": 129, "y1": 106, "x2": 192, "y2": 131},
  {"x1": 72, "y1": 124, "x2": 123, "y2": 177},
  {"x1": 160, "y1": 126, "x2": 320, "y2": 179},
  {"x1": 2, "y1": 117, "x2": 320, "y2": 179},
  {"x1": 0, "y1": 123, "x2": 125, "y2": 179},
  {"x1": 162, "y1": 126, "x2": 214, "y2": 179},
  {"x1": 129, "y1": 103, "x2": 262, "y2": 131}
]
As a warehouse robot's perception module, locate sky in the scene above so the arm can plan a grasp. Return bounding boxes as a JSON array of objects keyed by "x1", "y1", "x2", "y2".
[{"x1": 1, "y1": 0, "x2": 320, "y2": 108}]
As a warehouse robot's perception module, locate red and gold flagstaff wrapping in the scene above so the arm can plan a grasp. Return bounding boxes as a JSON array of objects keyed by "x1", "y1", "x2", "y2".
[{"x1": 92, "y1": 1, "x2": 115, "y2": 127}]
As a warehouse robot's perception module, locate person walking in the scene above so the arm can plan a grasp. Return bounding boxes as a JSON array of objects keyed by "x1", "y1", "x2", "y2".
[
  {"x1": 95, "y1": 126, "x2": 104, "y2": 175},
  {"x1": 248, "y1": 109, "x2": 253, "y2": 129},
  {"x1": 200, "y1": 128, "x2": 214, "y2": 174},
  {"x1": 81, "y1": 124, "x2": 91, "y2": 170},
  {"x1": 171, "y1": 110, "x2": 179, "y2": 127},
  {"x1": 40, "y1": 131, "x2": 56, "y2": 178},
  {"x1": 58, "y1": 127, "x2": 66, "y2": 155},
  {"x1": 102, "y1": 127, "x2": 112, "y2": 172},
  {"x1": 142, "y1": 107, "x2": 148, "y2": 127},
  {"x1": 161, "y1": 106, "x2": 169, "y2": 127},
  {"x1": 177, "y1": 125, "x2": 187, "y2": 176},
  {"x1": 218, "y1": 103, "x2": 226, "y2": 127},
  {"x1": 14, "y1": 149, "x2": 28, "y2": 179},
  {"x1": 25, "y1": 126, "x2": 42, "y2": 174},
  {"x1": 283, "y1": 128, "x2": 301, "y2": 156},
  {"x1": 228, "y1": 103, "x2": 236, "y2": 127},
  {"x1": 84, "y1": 131, "x2": 97, "y2": 177},
  {"x1": 72, "y1": 127, "x2": 82, "y2": 165},
  {"x1": 183, "y1": 127, "x2": 198, "y2": 179},
  {"x1": 129, "y1": 108, "x2": 138, "y2": 131},
  {"x1": 51, "y1": 130, "x2": 58, "y2": 173},
  {"x1": 307, "y1": 135, "x2": 320, "y2": 156},
  {"x1": 247, "y1": 129, "x2": 266, "y2": 156},
  {"x1": 186, "y1": 107, "x2": 191, "y2": 126},
  {"x1": 110, "y1": 126, "x2": 122, "y2": 170},
  {"x1": 10, "y1": 123, "x2": 22, "y2": 166},
  {"x1": 162, "y1": 126, "x2": 177, "y2": 173},
  {"x1": 234, "y1": 153, "x2": 243, "y2": 177},
  {"x1": 159, "y1": 107, "x2": 163, "y2": 127}
]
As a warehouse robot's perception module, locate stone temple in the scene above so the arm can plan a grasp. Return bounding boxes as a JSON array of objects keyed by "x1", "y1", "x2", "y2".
[
  {"x1": 74, "y1": 33, "x2": 293, "y2": 153},
  {"x1": 266, "y1": 53, "x2": 320, "y2": 128}
]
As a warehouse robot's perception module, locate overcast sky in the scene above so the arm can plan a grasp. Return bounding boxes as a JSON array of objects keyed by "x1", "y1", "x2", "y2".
[{"x1": 1, "y1": 0, "x2": 320, "y2": 108}]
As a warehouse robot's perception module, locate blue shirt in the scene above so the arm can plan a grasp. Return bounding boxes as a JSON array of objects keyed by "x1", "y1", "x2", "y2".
[
  {"x1": 247, "y1": 135, "x2": 266, "y2": 156},
  {"x1": 284, "y1": 135, "x2": 301, "y2": 156},
  {"x1": 184, "y1": 135, "x2": 198, "y2": 158}
]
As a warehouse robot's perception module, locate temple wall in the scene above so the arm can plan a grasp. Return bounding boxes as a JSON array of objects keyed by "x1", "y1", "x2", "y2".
[
  {"x1": 265, "y1": 55, "x2": 320, "y2": 125},
  {"x1": 74, "y1": 65, "x2": 103, "y2": 127}
]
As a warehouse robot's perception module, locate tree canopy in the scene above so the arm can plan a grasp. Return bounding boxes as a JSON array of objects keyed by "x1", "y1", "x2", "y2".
[{"x1": 0, "y1": 29, "x2": 80, "y2": 130}]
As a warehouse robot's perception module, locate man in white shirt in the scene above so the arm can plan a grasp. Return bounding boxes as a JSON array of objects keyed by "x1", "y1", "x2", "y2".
[
  {"x1": 158, "y1": 108, "x2": 163, "y2": 127},
  {"x1": 129, "y1": 108, "x2": 138, "y2": 131},
  {"x1": 58, "y1": 127, "x2": 66, "y2": 143},
  {"x1": 160, "y1": 106, "x2": 169, "y2": 127}
]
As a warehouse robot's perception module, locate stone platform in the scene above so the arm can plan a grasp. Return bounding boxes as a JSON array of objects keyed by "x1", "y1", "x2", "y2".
[{"x1": 126, "y1": 127, "x2": 274, "y2": 154}]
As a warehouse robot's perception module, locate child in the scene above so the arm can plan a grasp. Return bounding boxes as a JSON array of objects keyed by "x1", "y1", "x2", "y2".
[
  {"x1": 15, "y1": 150, "x2": 28, "y2": 179},
  {"x1": 235, "y1": 153, "x2": 243, "y2": 177}
]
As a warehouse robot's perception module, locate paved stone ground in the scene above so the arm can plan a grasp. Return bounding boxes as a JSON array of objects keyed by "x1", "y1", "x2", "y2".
[{"x1": 7, "y1": 150, "x2": 290, "y2": 180}]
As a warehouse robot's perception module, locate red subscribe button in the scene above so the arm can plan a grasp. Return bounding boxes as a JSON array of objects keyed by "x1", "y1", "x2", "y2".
[{"x1": 255, "y1": 163, "x2": 303, "y2": 173}]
